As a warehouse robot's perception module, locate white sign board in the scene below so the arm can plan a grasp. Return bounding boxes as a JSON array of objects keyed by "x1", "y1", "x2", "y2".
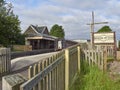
[
  {"x1": 58, "y1": 40, "x2": 62, "y2": 49},
  {"x1": 94, "y1": 32, "x2": 115, "y2": 44}
]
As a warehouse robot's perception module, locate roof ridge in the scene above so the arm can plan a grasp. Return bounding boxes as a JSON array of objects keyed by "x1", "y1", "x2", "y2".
[{"x1": 29, "y1": 25, "x2": 49, "y2": 34}]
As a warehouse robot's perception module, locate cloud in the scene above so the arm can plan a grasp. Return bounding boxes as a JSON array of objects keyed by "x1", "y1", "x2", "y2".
[
  {"x1": 5, "y1": 0, "x2": 120, "y2": 40},
  {"x1": 49, "y1": 0, "x2": 108, "y2": 10}
]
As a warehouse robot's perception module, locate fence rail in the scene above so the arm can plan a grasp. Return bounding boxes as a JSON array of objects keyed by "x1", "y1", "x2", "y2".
[
  {"x1": 20, "y1": 44, "x2": 109, "y2": 90},
  {"x1": 1, "y1": 43, "x2": 116, "y2": 90},
  {"x1": 1, "y1": 43, "x2": 112, "y2": 90},
  {"x1": 0, "y1": 48, "x2": 11, "y2": 77},
  {"x1": 20, "y1": 45, "x2": 80, "y2": 90}
]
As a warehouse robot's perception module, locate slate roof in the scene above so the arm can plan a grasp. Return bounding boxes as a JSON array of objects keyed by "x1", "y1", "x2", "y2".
[
  {"x1": 31, "y1": 25, "x2": 47, "y2": 34},
  {"x1": 29, "y1": 25, "x2": 58, "y2": 39}
]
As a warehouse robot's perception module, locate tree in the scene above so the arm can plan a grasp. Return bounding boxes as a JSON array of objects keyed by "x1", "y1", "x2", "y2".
[
  {"x1": 50, "y1": 24, "x2": 65, "y2": 38},
  {"x1": 97, "y1": 26, "x2": 112, "y2": 33},
  {"x1": 14, "y1": 33, "x2": 26, "y2": 45},
  {"x1": 0, "y1": 0, "x2": 24, "y2": 47}
]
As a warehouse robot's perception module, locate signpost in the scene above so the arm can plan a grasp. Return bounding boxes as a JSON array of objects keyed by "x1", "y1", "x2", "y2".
[
  {"x1": 93, "y1": 32, "x2": 116, "y2": 60},
  {"x1": 87, "y1": 11, "x2": 116, "y2": 60},
  {"x1": 87, "y1": 11, "x2": 108, "y2": 47}
]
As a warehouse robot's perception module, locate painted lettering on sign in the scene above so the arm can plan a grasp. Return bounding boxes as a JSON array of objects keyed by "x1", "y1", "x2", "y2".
[{"x1": 94, "y1": 33, "x2": 114, "y2": 44}]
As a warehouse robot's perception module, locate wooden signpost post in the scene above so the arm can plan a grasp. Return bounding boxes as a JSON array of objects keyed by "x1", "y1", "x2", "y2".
[{"x1": 87, "y1": 11, "x2": 108, "y2": 47}]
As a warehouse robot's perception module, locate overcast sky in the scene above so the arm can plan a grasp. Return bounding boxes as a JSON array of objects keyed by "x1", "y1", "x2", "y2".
[{"x1": 6, "y1": 0, "x2": 120, "y2": 40}]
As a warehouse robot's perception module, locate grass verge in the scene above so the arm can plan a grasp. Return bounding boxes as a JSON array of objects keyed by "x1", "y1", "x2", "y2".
[{"x1": 70, "y1": 60, "x2": 120, "y2": 90}]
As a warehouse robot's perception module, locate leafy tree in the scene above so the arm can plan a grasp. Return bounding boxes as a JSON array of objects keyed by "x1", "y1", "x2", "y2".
[
  {"x1": 97, "y1": 26, "x2": 112, "y2": 33},
  {"x1": 50, "y1": 24, "x2": 65, "y2": 38},
  {"x1": 0, "y1": 0, "x2": 24, "y2": 47},
  {"x1": 14, "y1": 33, "x2": 26, "y2": 45}
]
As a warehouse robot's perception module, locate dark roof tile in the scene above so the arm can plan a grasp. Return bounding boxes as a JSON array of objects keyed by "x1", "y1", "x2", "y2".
[{"x1": 31, "y1": 25, "x2": 47, "y2": 34}]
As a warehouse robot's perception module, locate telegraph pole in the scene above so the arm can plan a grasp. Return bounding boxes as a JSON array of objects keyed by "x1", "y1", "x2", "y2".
[{"x1": 87, "y1": 11, "x2": 108, "y2": 48}]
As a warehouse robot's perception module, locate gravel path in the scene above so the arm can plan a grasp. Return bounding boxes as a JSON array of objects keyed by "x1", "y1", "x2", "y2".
[
  {"x1": 108, "y1": 51, "x2": 120, "y2": 81},
  {"x1": 108, "y1": 61, "x2": 120, "y2": 80},
  {"x1": 110, "y1": 51, "x2": 120, "y2": 73},
  {"x1": 109, "y1": 61, "x2": 120, "y2": 73}
]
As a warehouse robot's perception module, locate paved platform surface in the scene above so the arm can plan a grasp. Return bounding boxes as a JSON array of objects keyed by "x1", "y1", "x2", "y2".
[
  {"x1": 0, "y1": 51, "x2": 58, "y2": 90},
  {"x1": 11, "y1": 52, "x2": 58, "y2": 71}
]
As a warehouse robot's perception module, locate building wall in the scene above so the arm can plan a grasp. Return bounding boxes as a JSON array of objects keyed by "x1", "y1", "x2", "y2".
[
  {"x1": 24, "y1": 26, "x2": 37, "y2": 35},
  {"x1": 13, "y1": 45, "x2": 32, "y2": 51}
]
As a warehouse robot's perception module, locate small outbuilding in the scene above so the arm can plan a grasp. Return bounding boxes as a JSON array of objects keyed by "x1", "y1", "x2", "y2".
[{"x1": 24, "y1": 25, "x2": 58, "y2": 50}]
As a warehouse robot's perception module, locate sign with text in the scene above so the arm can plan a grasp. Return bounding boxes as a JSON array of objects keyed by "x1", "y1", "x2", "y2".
[{"x1": 93, "y1": 32, "x2": 115, "y2": 44}]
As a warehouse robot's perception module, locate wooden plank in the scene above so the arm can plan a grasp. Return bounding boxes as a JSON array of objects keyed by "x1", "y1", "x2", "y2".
[
  {"x1": 42, "y1": 60, "x2": 45, "y2": 90},
  {"x1": 65, "y1": 49, "x2": 69, "y2": 90},
  {"x1": 6, "y1": 49, "x2": 8, "y2": 73},
  {"x1": 51, "y1": 56, "x2": 54, "y2": 90},
  {"x1": 53, "y1": 56, "x2": 56, "y2": 90},
  {"x1": 56, "y1": 64, "x2": 58, "y2": 90},
  {"x1": 46, "y1": 60, "x2": 49, "y2": 90},
  {"x1": 0, "y1": 48, "x2": 11, "y2": 76},
  {"x1": 38, "y1": 62, "x2": 41, "y2": 90},
  {"x1": 4, "y1": 49, "x2": 7, "y2": 73},
  {"x1": 103, "y1": 48, "x2": 107, "y2": 71},
  {"x1": 94, "y1": 51, "x2": 97, "y2": 64},
  {"x1": 1, "y1": 49, "x2": 4, "y2": 74},
  {"x1": 8, "y1": 48, "x2": 11, "y2": 73},
  {"x1": 33, "y1": 64, "x2": 38, "y2": 90},
  {"x1": 98, "y1": 50, "x2": 100, "y2": 68},
  {"x1": 77, "y1": 46, "x2": 80, "y2": 72},
  {"x1": 101, "y1": 51, "x2": 104, "y2": 70},
  {"x1": 20, "y1": 55, "x2": 65, "y2": 90},
  {"x1": 48, "y1": 58, "x2": 51, "y2": 90},
  {"x1": 28, "y1": 66, "x2": 33, "y2": 80},
  {"x1": 88, "y1": 50, "x2": 91, "y2": 65}
]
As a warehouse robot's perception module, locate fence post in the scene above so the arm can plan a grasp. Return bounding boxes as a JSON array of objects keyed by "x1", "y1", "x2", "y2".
[
  {"x1": 103, "y1": 48, "x2": 107, "y2": 71},
  {"x1": 2, "y1": 74, "x2": 26, "y2": 90},
  {"x1": 8, "y1": 48, "x2": 11, "y2": 73},
  {"x1": 77, "y1": 46, "x2": 80, "y2": 72},
  {"x1": 28, "y1": 66, "x2": 33, "y2": 80},
  {"x1": 65, "y1": 49, "x2": 69, "y2": 90}
]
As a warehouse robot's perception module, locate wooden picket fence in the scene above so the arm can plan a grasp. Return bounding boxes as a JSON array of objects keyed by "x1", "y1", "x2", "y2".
[
  {"x1": 19, "y1": 44, "x2": 112, "y2": 90},
  {"x1": 82, "y1": 44, "x2": 116, "y2": 71},
  {"x1": 20, "y1": 44, "x2": 80, "y2": 90},
  {"x1": 95, "y1": 45, "x2": 116, "y2": 60},
  {"x1": 0, "y1": 48, "x2": 11, "y2": 77},
  {"x1": 83, "y1": 49, "x2": 107, "y2": 71}
]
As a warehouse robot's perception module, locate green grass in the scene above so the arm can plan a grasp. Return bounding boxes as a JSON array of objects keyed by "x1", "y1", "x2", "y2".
[
  {"x1": 70, "y1": 60, "x2": 120, "y2": 90},
  {"x1": 107, "y1": 56, "x2": 114, "y2": 62}
]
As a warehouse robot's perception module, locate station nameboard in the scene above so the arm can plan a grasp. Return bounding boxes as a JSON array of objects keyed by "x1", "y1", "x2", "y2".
[{"x1": 93, "y1": 32, "x2": 115, "y2": 44}]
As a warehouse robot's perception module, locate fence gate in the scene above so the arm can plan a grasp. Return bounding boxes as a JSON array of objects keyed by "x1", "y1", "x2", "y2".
[{"x1": 0, "y1": 48, "x2": 11, "y2": 77}]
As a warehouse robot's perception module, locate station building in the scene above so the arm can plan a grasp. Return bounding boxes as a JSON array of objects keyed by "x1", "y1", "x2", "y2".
[{"x1": 24, "y1": 25, "x2": 57, "y2": 50}]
